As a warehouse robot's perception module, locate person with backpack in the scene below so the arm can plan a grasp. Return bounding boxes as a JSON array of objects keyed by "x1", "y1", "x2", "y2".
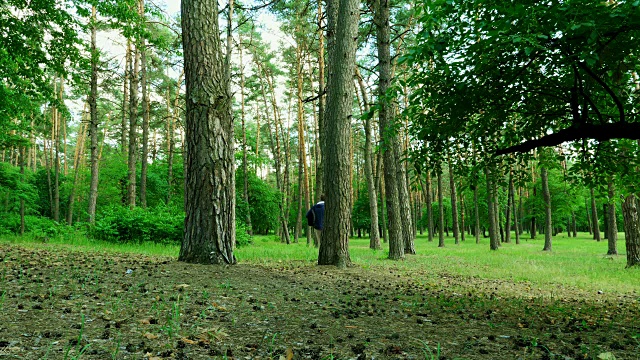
[{"x1": 306, "y1": 194, "x2": 325, "y2": 246}]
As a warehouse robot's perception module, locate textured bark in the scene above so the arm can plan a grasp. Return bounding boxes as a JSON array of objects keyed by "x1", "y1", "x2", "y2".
[
  {"x1": 607, "y1": 182, "x2": 617, "y2": 255},
  {"x1": 374, "y1": 0, "x2": 404, "y2": 260},
  {"x1": 127, "y1": 37, "x2": 140, "y2": 209},
  {"x1": 53, "y1": 79, "x2": 62, "y2": 222},
  {"x1": 139, "y1": 0, "x2": 150, "y2": 209},
  {"x1": 448, "y1": 154, "x2": 460, "y2": 244},
  {"x1": 622, "y1": 195, "x2": 640, "y2": 267},
  {"x1": 511, "y1": 177, "x2": 520, "y2": 244},
  {"x1": 541, "y1": 167, "x2": 552, "y2": 251},
  {"x1": 315, "y1": 0, "x2": 325, "y2": 202},
  {"x1": 318, "y1": 0, "x2": 358, "y2": 268},
  {"x1": 460, "y1": 192, "x2": 466, "y2": 242},
  {"x1": 179, "y1": 0, "x2": 236, "y2": 265},
  {"x1": 86, "y1": 5, "x2": 100, "y2": 223},
  {"x1": 355, "y1": 69, "x2": 380, "y2": 250},
  {"x1": 591, "y1": 187, "x2": 601, "y2": 241},
  {"x1": 295, "y1": 39, "x2": 310, "y2": 244}
]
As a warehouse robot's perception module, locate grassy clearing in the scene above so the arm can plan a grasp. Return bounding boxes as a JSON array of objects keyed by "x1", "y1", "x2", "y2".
[{"x1": 2, "y1": 230, "x2": 639, "y2": 296}]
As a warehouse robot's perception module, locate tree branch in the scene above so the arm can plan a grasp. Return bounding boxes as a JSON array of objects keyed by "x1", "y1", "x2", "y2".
[{"x1": 496, "y1": 122, "x2": 640, "y2": 155}]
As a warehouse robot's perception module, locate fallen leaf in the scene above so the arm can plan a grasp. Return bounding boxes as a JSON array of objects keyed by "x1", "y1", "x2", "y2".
[
  {"x1": 181, "y1": 337, "x2": 197, "y2": 345},
  {"x1": 143, "y1": 332, "x2": 158, "y2": 340}
]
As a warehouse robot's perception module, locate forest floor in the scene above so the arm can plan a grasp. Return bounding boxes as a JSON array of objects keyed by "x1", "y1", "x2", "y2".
[{"x1": 0, "y1": 243, "x2": 639, "y2": 360}]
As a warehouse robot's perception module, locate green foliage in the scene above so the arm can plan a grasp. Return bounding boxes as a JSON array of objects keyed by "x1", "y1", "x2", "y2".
[
  {"x1": 0, "y1": 214, "x2": 68, "y2": 238},
  {"x1": 90, "y1": 206, "x2": 183, "y2": 244},
  {"x1": 236, "y1": 169, "x2": 280, "y2": 235}
]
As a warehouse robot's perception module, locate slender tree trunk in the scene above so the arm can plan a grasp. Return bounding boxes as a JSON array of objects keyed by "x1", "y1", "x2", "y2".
[
  {"x1": 572, "y1": 211, "x2": 577, "y2": 237},
  {"x1": 19, "y1": 145, "x2": 25, "y2": 235},
  {"x1": 319, "y1": 0, "x2": 358, "y2": 268},
  {"x1": 511, "y1": 175, "x2": 520, "y2": 244},
  {"x1": 437, "y1": 171, "x2": 445, "y2": 247},
  {"x1": 295, "y1": 38, "x2": 308, "y2": 244},
  {"x1": 238, "y1": 35, "x2": 252, "y2": 235},
  {"x1": 586, "y1": 198, "x2": 592, "y2": 234},
  {"x1": 448, "y1": 154, "x2": 460, "y2": 244},
  {"x1": 541, "y1": 166, "x2": 552, "y2": 251},
  {"x1": 591, "y1": 187, "x2": 601, "y2": 241},
  {"x1": 355, "y1": 69, "x2": 380, "y2": 250},
  {"x1": 87, "y1": 6, "x2": 100, "y2": 223},
  {"x1": 122, "y1": 41, "x2": 131, "y2": 153},
  {"x1": 68, "y1": 106, "x2": 88, "y2": 225},
  {"x1": 460, "y1": 191, "x2": 466, "y2": 242},
  {"x1": 179, "y1": 0, "x2": 236, "y2": 265},
  {"x1": 53, "y1": 78, "x2": 63, "y2": 223},
  {"x1": 426, "y1": 172, "x2": 434, "y2": 242},
  {"x1": 531, "y1": 186, "x2": 537, "y2": 239},
  {"x1": 127, "y1": 36, "x2": 140, "y2": 209},
  {"x1": 139, "y1": 0, "x2": 150, "y2": 209},
  {"x1": 506, "y1": 168, "x2": 513, "y2": 243},
  {"x1": 374, "y1": 0, "x2": 403, "y2": 260},
  {"x1": 474, "y1": 183, "x2": 480, "y2": 244},
  {"x1": 622, "y1": 195, "x2": 640, "y2": 267},
  {"x1": 486, "y1": 166, "x2": 499, "y2": 250},
  {"x1": 607, "y1": 181, "x2": 618, "y2": 255}
]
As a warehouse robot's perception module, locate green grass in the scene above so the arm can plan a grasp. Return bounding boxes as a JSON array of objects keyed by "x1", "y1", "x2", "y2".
[{"x1": 2, "y1": 230, "x2": 639, "y2": 295}]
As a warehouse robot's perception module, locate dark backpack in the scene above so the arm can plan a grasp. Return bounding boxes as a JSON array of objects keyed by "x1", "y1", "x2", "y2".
[{"x1": 306, "y1": 207, "x2": 315, "y2": 227}]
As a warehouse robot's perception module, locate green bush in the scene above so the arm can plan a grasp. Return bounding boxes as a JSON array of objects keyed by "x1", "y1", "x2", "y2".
[
  {"x1": 90, "y1": 206, "x2": 183, "y2": 244},
  {"x1": 0, "y1": 214, "x2": 68, "y2": 237},
  {"x1": 235, "y1": 221, "x2": 252, "y2": 247}
]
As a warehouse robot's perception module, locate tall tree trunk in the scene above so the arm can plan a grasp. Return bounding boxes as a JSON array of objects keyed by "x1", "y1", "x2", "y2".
[
  {"x1": 474, "y1": 183, "x2": 480, "y2": 244},
  {"x1": 373, "y1": 0, "x2": 403, "y2": 260},
  {"x1": 511, "y1": 174, "x2": 520, "y2": 244},
  {"x1": 460, "y1": 191, "x2": 466, "y2": 241},
  {"x1": 541, "y1": 166, "x2": 552, "y2": 251},
  {"x1": 448, "y1": 154, "x2": 460, "y2": 244},
  {"x1": 19, "y1": 145, "x2": 25, "y2": 235},
  {"x1": 315, "y1": 0, "x2": 325, "y2": 202},
  {"x1": 87, "y1": 6, "x2": 100, "y2": 223},
  {"x1": 318, "y1": 0, "x2": 358, "y2": 268},
  {"x1": 238, "y1": 35, "x2": 252, "y2": 235},
  {"x1": 531, "y1": 186, "x2": 537, "y2": 239},
  {"x1": 166, "y1": 68, "x2": 184, "y2": 205},
  {"x1": 294, "y1": 38, "x2": 308, "y2": 244},
  {"x1": 425, "y1": 172, "x2": 434, "y2": 242},
  {"x1": 53, "y1": 78, "x2": 63, "y2": 223},
  {"x1": 585, "y1": 198, "x2": 592, "y2": 234},
  {"x1": 179, "y1": 0, "x2": 236, "y2": 265},
  {"x1": 127, "y1": 37, "x2": 140, "y2": 209},
  {"x1": 437, "y1": 171, "x2": 445, "y2": 247},
  {"x1": 622, "y1": 195, "x2": 640, "y2": 267},
  {"x1": 591, "y1": 187, "x2": 601, "y2": 241},
  {"x1": 607, "y1": 181, "x2": 618, "y2": 255},
  {"x1": 68, "y1": 105, "x2": 88, "y2": 225},
  {"x1": 139, "y1": 0, "x2": 150, "y2": 209},
  {"x1": 355, "y1": 69, "x2": 380, "y2": 250},
  {"x1": 505, "y1": 168, "x2": 513, "y2": 243},
  {"x1": 486, "y1": 166, "x2": 499, "y2": 250},
  {"x1": 122, "y1": 40, "x2": 131, "y2": 152}
]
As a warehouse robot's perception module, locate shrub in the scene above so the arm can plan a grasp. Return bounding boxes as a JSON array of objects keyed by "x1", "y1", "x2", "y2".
[
  {"x1": 0, "y1": 214, "x2": 68, "y2": 238},
  {"x1": 90, "y1": 206, "x2": 183, "y2": 244}
]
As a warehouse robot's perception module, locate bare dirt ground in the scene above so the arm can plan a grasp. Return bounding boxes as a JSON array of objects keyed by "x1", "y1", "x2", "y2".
[{"x1": 0, "y1": 244, "x2": 639, "y2": 359}]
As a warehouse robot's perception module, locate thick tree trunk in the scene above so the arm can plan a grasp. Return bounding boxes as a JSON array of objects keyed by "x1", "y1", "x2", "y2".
[
  {"x1": 591, "y1": 187, "x2": 601, "y2": 241},
  {"x1": 179, "y1": 0, "x2": 236, "y2": 265},
  {"x1": 448, "y1": 155, "x2": 460, "y2": 244},
  {"x1": 607, "y1": 182, "x2": 617, "y2": 255},
  {"x1": 437, "y1": 171, "x2": 445, "y2": 247},
  {"x1": 541, "y1": 167, "x2": 552, "y2": 251},
  {"x1": 315, "y1": 0, "x2": 325, "y2": 203},
  {"x1": 374, "y1": 0, "x2": 403, "y2": 260},
  {"x1": 319, "y1": 0, "x2": 358, "y2": 268},
  {"x1": 622, "y1": 195, "x2": 640, "y2": 267}
]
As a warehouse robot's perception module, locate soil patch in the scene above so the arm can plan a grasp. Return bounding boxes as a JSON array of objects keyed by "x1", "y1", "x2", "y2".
[{"x1": 1, "y1": 244, "x2": 639, "y2": 359}]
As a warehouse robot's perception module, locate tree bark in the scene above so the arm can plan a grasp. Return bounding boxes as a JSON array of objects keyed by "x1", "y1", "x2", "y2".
[
  {"x1": 318, "y1": 0, "x2": 358, "y2": 268},
  {"x1": 315, "y1": 0, "x2": 326, "y2": 203},
  {"x1": 68, "y1": 104, "x2": 87, "y2": 225},
  {"x1": 121, "y1": 40, "x2": 131, "y2": 153},
  {"x1": 607, "y1": 181, "x2": 617, "y2": 255},
  {"x1": 541, "y1": 166, "x2": 552, "y2": 251},
  {"x1": 474, "y1": 183, "x2": 480, "y2": 244},
  {"x1": 486, "y1": 166, "x2": 499, "y2": 250},
  {"x1": 355, "y1": 69, "x2": 380, "y2": 250},
  {"x1": 426, "y1": 172, "x2": 434, "y2": 242},
  {"x1": 448, "y1": 154, "x2": 460, "y2": 244},
  {"x1": 505, "y1": 168, "x2": 513, "y2": 243},
  {"x1": 127, "y1": 36, "x2": 140, "y2": 209},
  {"x1": 374, "y1": 0, "x2": 403, "y2": 260},
  {"x1": 238, "y1": 35, "x2": 252, "y2": 234},
  {"x1": 179, "y1": 0, "x2": 236, "y2": 265},
  {"x1": 622, "y1": 195, "x2": 640, "y2": 267},
  {"x1": 86, "y1": 4, "x2": 100, "y2": 222},
  {"x1": 139, "y1": 0, "x2": 150, "y2": 209}
]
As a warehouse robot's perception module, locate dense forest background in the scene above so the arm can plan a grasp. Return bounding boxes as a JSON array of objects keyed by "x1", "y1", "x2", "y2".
[{"x1": 1, "y1": 0, "x2": 639, "y2": 266}]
